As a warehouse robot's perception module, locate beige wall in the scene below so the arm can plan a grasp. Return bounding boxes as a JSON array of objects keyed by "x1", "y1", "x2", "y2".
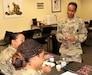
[
  {"x1": 81, "y1": 0, "x2": 92, "y2": 21},
  {"x1": 0, "y1": 0, "x2": 81, "y2": 39}
]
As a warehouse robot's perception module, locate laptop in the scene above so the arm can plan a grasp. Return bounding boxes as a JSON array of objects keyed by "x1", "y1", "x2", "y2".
[{"x1": 0, "y1": 31, "x2": 12, "y2": 46}]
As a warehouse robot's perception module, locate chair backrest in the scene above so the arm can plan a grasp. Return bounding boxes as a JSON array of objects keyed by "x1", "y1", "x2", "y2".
[
  {"x1": 4, "y1": 31, "x2": 13, "y2": 43},
  {"x1": 22, "y1": 30, "x2": 34, "y2": 39},
  {"x1": 89, "y1": 20, "x2": 92, "y2": 27},
  {"x1": 42, "y1": 26, "x2": 53, "y2": 36},
  {"x1": 84, "y1": 21, "x2": 89, "y2": 24},
  {"x1": 33, "y1": 29, "x2": 41, "y2": 34},
  {"x1": 0, "y1": 71, "x2": 5, "y2": 75}
]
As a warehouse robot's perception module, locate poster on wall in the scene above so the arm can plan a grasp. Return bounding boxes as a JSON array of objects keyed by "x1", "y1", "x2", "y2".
[{"x1": 3, "y1": 0, "x2": 23, "y2": 18}]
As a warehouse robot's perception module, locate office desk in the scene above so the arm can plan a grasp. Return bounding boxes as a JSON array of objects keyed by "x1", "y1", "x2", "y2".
[
  {"x1": 42, "y1": 52, "x2": 92, "y2": 75},
  {"x1": 42, "y1": 52, "x2": 64, "y2": 75}
]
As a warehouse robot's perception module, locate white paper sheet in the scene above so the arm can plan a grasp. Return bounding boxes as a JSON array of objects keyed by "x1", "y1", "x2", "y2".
[{"x1": 61, "y1": 71, "x2": 78, "y2": 75}]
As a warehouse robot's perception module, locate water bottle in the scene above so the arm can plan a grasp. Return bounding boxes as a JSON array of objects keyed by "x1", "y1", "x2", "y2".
[{"x1": 61, "y1": 57, "x2": 67, "y2": 68}]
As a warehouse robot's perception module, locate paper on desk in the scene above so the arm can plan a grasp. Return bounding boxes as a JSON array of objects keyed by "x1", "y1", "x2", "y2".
[
  {"x1": 42, "y1": 61, "x2": 55, "y2": 67},
  {"x1": 61, "y1": 71, "x2": 78, "y2": 75}
]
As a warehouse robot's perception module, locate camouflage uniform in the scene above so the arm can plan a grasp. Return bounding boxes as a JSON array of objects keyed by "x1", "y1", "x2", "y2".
[
  {"x1": 56, "y1": 16, "x2": 87, "y2": 62},
  {"x1": 0, "y1": 45, "x2": 16, "y2": 75},
  {"x1": 14, "y1": 68, "x2": 41, "y2": 75}
]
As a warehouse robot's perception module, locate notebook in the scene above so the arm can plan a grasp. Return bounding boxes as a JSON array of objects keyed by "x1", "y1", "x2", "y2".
[
  {"x1": 62, "y1": 62, "x2": 92, "y2": 75},
  {"x1": 62, "y1": 62, "x2": 84, "y2": 74}
]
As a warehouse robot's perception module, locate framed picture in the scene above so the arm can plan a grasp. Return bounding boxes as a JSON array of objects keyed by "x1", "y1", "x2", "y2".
[
  {"x1": 3, "y1": 0, "x2": 23, "y2": 18},
  {"x1": 51, "y1": 0, "x2": 61, "y2": 12}
]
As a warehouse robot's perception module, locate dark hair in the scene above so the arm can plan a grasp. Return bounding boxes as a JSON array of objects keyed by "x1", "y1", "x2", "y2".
[
  {"x1": 68, "y1": 2, "x2": 77, "y2": 10},
  {"x1": 12, "y1": 39, "x2": 43, "y2": 70},
  {"x1": 9, "y1": 32, "x2": 23, "y2": 44}
]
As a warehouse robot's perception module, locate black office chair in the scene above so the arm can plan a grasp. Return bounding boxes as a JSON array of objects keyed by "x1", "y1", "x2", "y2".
[
  {"x1": 89, "y1": 20, "x2": 92, "y2": 27},
  {"x1": 34, "y1": 26, "x2": 53, "y2": 51},
  {"x1": 81, "y1": 20, "x2": 92, "y2": 47},
  {"x1": 81, "y1": 21, "x2": 89, "y2": 46},
  {"x1": 88, "y1": 20, "x2": 92, "y2": 32},
  {"x1": 52, "y1": 34, "x2": 61, "y2": 55},
  {"x1": 86, "y1": 20, "x2": 92, "y2": 46},
  {"x1": 0, "y1": 31, "x2": 13, "y2": 46},
  {"x1": 42, "y1": 26, "x2": 53, "y2": 36},
  {"x1": 84, "y1": 21, "x2": 89, "y2": 28},
  {"x1": 33, "y1": 29, "x2": 41, "y2": 36},
  {"x1": 0, "y1": 71, "x2": 5, "y2": 75},
  {"x1": 22, "y1": 30, "x2": 34, "y2": 39}
]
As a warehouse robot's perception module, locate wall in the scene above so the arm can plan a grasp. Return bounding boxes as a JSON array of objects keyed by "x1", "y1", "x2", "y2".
[
  {"x1": 81, "y1": 0, "x2": 92, "y2": 21},
  {"x1": 0, "y1": 0, "x2": 81, "y2": 39}
]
